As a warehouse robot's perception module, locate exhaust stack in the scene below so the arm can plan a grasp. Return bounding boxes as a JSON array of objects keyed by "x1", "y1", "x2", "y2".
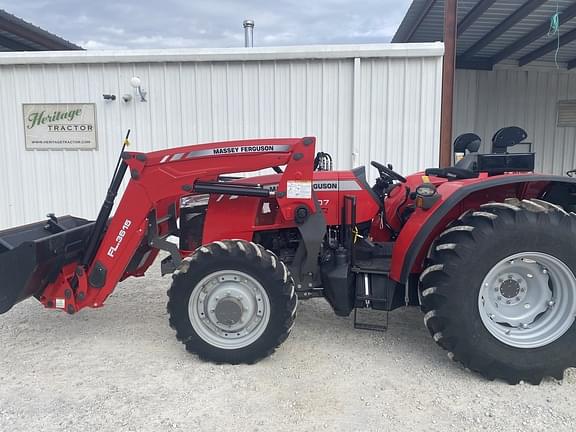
[{"x1": 243, "y1": 19, "x2": 254, "y2": 47}]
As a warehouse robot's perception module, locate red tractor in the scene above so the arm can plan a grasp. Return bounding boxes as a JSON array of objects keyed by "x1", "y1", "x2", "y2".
[{"x1": 2, "y1": 127, "x2": 576, "y2": 384}]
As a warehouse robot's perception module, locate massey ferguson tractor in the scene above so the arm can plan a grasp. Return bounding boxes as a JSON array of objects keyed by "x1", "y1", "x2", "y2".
[{"x1": 1, "y1": 127, "x2": 576, "y2": 384}]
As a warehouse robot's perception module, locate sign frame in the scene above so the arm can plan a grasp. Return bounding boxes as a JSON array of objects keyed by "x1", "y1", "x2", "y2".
[{"x1": 22, "y1": 102, "x2": 98, "y2": 151}]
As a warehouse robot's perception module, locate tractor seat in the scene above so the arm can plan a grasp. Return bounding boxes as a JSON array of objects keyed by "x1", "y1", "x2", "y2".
[{"x1": 424, "y1": 132, "x2": 481, "y2": 180}]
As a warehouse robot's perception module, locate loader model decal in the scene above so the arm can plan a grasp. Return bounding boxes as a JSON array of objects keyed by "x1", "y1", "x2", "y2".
[{"x1": 107, "y1": 219, "x2": 132, "y2": 258}]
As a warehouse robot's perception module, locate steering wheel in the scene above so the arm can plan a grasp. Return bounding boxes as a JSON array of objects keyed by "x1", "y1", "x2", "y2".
[{"x1": 371, "y1": 161, "x2": 407, "y2": 183}]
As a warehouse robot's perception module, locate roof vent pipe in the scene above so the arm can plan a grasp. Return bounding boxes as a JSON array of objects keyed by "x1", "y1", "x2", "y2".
[{"x1": 243, "y1": 19, "x2": 254, "y2": 47}]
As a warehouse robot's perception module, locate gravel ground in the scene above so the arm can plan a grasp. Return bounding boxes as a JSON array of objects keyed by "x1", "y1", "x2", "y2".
[{"x1": 1, "y1": 259, "x2": 576, "y2": 432}]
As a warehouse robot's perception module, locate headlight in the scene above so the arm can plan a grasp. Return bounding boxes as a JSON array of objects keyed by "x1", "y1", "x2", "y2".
[
  {"x1": 416, "y1": 183, "x2": 437, "y2": 197},
  {"x1": 415, "y1": 183, "x2": 440, "y2": 210}
]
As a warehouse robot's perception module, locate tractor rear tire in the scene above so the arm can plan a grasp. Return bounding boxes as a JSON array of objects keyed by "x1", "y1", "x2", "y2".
[
  {"x1": 420, "y1": 199, "x2": 576, "y2": 384},
  {"x1": 167, "y1": 240, "x2": 296, "y2": 364}
]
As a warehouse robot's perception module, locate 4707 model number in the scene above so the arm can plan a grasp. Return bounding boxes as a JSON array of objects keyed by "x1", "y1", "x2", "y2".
[{"x1": 107, "y1": 219, "x2": 132, "y2": 258}]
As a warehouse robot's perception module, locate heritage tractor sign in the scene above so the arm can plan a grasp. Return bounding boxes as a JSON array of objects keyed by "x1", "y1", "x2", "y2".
[{"x1": 23, "y1": 103, "x2": 97, "y2": 150}]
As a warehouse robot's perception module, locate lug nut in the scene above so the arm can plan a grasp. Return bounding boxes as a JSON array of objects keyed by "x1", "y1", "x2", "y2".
[
  {"x1": 497, "y1": 296, "x2": 502, "y2": 301},
  {"x1": 521, "y1": 323, "x2": 529, "y2": 329},
  {"x1": 542, "y1": 269, "x2": 548, "y2": 275},
  {"x1": 506, "y1": 300, "x2": 511, "y2": 304},
  {"x1": 548, "y1": 300, "x2": 555, "y2": 307}
]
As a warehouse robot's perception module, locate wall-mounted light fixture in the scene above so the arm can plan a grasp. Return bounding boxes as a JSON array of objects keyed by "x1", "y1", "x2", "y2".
[{"x1": 130, "y1": 76, "x2": 147, "y2": 102}]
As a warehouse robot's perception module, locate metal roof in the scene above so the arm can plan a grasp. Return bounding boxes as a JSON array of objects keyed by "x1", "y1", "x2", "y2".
[
  {"x1": 393, "y1": 0, "x2": 576, "y2": 70},
  {"x1": 0, "y1": 9, "x2": 82, "y2": 51}
]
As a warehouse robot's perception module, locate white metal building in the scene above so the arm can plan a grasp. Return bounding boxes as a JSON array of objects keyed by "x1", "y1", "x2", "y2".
[{"x1": 0, "y1": 43, "x2": 443, "y2": 229}]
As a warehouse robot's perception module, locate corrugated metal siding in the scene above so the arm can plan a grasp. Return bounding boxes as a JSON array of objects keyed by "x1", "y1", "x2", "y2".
[
  {"x1": 454, "y1": 67, "x2": 576, "y2": 175},
  {"x1": 0, "y1": 45, "x2": 443, "y2": 229}
]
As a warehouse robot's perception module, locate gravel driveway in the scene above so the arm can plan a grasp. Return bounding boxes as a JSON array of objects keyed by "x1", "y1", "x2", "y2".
[{"x1": 1, "y1": 260, "x2": 575, "y2": 432}]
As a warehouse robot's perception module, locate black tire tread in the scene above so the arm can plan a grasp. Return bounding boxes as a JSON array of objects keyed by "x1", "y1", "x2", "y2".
[
  {"x1": 167, "y1": 239, "x2": 296, "y2": 364},
  {"x1": 420, "y1": 198, "x2": 576, "y2": 384}
]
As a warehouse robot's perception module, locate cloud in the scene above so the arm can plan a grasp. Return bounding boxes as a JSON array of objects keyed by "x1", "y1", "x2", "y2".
[
  {"x1": 0, "y1": 0, "x2": 412, "y2": 50},
  {"x1": 129, "y1": 35, "x2": 205, "y2": 48},
  {"x1": 98, "y1": 26, "x2": 125, "y2": 36},
  {"x1": 78, "y1": 40, "x2": 128, "y2": 50}
]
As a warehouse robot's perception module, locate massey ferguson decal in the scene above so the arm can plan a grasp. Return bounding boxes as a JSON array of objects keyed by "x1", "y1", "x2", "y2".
[
  {"x1": 213, "y1": 145, "x2": 276, "y2": 154},
  {"x1": 264, "y1": 180, "x2": 361, "y2": 192},
  {"x1": 107, "y1": 219, "x2": 132, "y2": 258},
  {"x1": 161, "y1": 144, "x2": 292, "y2": 163},
  {"x1": 314, "y1": 182, "x2": 338, "y2": 190}
]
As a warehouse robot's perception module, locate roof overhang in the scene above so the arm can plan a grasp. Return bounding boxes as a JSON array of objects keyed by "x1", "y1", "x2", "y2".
[
  {"x1": 0, "y1": 9, "x2": 82, "y2": 51},
  {"x1": 393, "y1": 0, "x2": 576, "y2": 71}
]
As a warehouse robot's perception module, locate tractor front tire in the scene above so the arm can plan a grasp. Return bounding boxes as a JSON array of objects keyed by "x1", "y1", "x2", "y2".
[
  {"x1": 167, "y1": 240, "x2": 297, "y2": 364},
  {"x1": 420, "y1": 199, "x2": 576, "y2": 384}
]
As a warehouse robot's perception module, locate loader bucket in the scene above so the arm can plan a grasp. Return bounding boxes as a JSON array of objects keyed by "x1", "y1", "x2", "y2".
[{"x1": 0, "y1": 216, "x2": 94, "y2": 314}]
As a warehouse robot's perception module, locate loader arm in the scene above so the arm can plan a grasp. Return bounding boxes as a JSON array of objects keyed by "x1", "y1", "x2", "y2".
[{"x1": 40, "y1": 136, "x2": 322, "y2": 313}]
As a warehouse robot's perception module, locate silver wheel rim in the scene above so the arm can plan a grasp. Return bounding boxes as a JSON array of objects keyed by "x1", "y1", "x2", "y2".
[
  {"x1": 188, "y1": 270, "x2": 271, "y2": 350},
  {"x1": 478, "y1": 252, "x2": 576, "y2": 348}
]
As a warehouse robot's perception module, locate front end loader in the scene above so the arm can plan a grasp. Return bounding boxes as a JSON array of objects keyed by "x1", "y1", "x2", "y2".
[{"x1": 2, "y1": 128, "x2": 576, "y2": 384}]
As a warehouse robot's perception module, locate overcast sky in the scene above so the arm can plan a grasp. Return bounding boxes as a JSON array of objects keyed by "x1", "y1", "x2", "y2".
[{"x1": 0, "y1": 0, "x2": 412, "y2": 49}]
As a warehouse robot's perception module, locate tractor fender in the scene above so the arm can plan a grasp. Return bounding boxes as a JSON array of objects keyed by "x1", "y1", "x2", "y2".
[{"x1": 389, "y1": 174, "x2": 576, "y2": 284}]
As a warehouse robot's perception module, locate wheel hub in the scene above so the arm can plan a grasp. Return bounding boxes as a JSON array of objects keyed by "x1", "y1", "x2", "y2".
[
  {"x1": 214, "y1": 297, "x2": 243, "y2": 326},
  {"x1": 478, "y1": 252, "x2": 576, "y2": 348},
  {"x1": 499, "y1": 278, "x2": 521, "y2": 299}
]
